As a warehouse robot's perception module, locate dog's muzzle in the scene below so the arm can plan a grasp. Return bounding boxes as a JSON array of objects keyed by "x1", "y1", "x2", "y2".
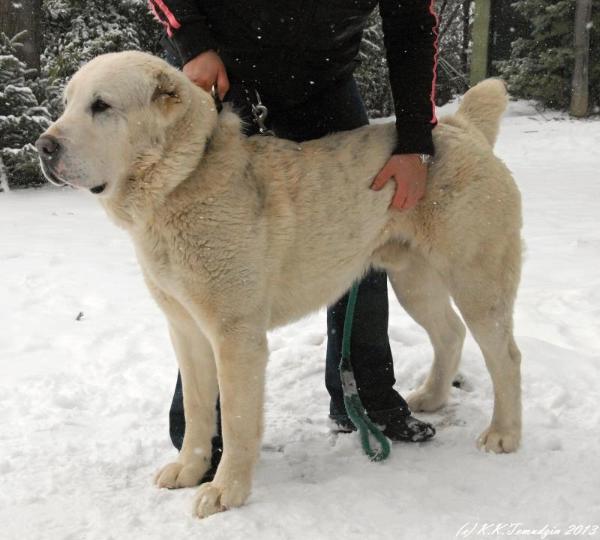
[
  {"x1": 35, "y1": 135, "x2": 67, "y2": 187},
  {"x1": 35, "y1": 135, "x2": 106, "y2": 194}
]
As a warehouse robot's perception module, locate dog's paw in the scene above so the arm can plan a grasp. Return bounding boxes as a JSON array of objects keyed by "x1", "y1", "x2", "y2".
[
  {"x1": 477, "y1": 425, "x2": 520, "y2": 453},
  {"x1": 407, "y1": 386, "x2": 447, "y2": 412},
  {"x1": 193, "y1": 480, "x2": 251, "y2": 518},
  {"x1": 154, "y1": 460, "x2": 209, "y2": 489}
]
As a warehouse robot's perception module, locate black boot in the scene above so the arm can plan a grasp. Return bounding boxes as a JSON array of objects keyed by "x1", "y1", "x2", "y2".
[{"x1": 331, "y1": 409, "x2": 436, "y2": 443}]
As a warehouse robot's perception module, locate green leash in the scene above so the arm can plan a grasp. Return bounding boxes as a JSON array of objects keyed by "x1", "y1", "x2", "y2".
[{"x1": 339, "y1": 283, "x2": 391, "y2": 461}]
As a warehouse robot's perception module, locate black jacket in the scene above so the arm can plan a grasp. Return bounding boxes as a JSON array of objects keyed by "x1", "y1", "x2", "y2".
[{"x1": 149, "y1": 0, "x2": 438, "y2": 155}]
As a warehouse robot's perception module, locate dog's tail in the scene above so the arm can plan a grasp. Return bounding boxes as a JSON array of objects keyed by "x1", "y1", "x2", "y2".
[{"x1": 456, "y1": 79, "x2": 508, "y2": 148}]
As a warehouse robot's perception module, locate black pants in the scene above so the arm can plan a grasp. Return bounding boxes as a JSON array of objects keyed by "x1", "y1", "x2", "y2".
[{"x1": 169, "y1": 76, "x2": 409, "y2": 451}]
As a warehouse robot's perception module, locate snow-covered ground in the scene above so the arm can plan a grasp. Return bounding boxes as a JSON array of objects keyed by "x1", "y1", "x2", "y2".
[{"x1": 1, "y1": 102, "x2": 599, "y2": 540}]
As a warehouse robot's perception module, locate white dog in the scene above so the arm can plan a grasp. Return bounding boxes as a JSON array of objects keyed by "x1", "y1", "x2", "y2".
[{"x1": 37, "y1": 51, "x2": 522, "y2": 518}]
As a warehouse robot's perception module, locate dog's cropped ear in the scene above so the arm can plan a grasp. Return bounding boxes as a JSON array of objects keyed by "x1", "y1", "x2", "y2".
[{"x1": 151, "y1": 70, "x2": 182, "y2": 107}]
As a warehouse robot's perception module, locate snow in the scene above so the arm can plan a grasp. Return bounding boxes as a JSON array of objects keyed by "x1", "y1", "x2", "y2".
[{"x1": 1, "y1": 102, "x2": 600, "y2": 539}]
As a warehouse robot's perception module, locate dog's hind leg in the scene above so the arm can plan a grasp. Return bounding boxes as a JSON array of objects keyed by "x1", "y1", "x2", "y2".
[
  {"x1": 383, "y1": 248, "x2": 466, "y2": 412},
  {"x1": 148, "y1": 286, "x2": 219, "y2": 489},
  {"x1": 448, "y1": 239, "x2": 522, "y2": 453}
]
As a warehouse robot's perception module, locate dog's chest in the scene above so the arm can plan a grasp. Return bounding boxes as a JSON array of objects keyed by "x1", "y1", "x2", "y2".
[
  {"x1": 132, "y1": 221, "x2": 236, "y2": 302},
  {"x1": 132, "y1": 227, "x2": 194, "y2": 293}
]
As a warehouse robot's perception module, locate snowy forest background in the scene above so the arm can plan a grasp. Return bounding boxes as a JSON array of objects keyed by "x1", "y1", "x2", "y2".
[{"x1": 0, "y1": 0, "x2": 598, "y2": 190}]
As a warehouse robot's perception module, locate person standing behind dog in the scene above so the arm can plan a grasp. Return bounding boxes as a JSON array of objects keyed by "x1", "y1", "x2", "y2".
[{"x1": 149, "y1": 0, "x2": 439, "y2": 473}]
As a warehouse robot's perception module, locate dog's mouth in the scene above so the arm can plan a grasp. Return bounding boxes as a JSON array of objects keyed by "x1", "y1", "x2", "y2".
[
  {"x1": 40, "y1": 162, "x2": 69, "y2": 187},
  {"x1": 90, "y1": 183, "x2": 107, "y2": 195},
  {"x1": 40, "y1": 162, "x2": 107, "y2": 195}
]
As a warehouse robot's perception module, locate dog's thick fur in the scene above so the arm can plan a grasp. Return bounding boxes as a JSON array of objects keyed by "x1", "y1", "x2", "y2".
[{"x1": 39, "y1": 51, "x2": 522, "y2": 518}]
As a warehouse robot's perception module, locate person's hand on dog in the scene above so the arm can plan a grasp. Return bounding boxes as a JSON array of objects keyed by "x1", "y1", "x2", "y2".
[
  {"x1": 183, "y1": 51, "x2": 230, "y2": 100},
  {"x1": 371, "y1": 154, "x2": 428, "y2": 211}
]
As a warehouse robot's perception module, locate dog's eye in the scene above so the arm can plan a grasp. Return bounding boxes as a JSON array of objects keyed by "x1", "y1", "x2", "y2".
[{"x1": 91, "y1": 99, "x2": 111, "y2": 115}]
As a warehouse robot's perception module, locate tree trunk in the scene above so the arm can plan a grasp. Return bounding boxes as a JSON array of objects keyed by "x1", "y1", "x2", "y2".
[
  {"x1": 470, "y1": 0, "x2": 491, "y2": 85},
  {"x1": 0, "y1": 0, "x2": 42, "y2": 71},
  {"x1": 570, "y1": 0, "x2": 592, "y2": 117},
  {"x1": 460, "y1": 0, "x2": 471, "y2": 75}
]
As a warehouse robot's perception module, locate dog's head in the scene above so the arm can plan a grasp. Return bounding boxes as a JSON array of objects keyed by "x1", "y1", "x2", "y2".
[{"x1": 36, "y1": 51, "x2": 216, "y2": 199}]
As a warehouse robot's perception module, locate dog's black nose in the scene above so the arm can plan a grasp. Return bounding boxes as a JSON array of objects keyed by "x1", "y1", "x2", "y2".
[{"x1": 35, "y1": 135, "x2": 62, "y2": 160}]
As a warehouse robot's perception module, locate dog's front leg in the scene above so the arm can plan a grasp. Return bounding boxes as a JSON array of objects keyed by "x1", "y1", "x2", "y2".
[
  {"x1": 155, "y1": 316, "x2": 218, "y2": 488},
  {"x1": 194, "y1": 322, "x2": 267, "y2": 518},
  {"x1": 143, "y1": 278, "x2": 219, "y2": 489}
]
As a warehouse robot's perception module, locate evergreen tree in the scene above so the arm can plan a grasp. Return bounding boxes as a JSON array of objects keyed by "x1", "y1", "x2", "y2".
[
  {"x1": 0, "y1": 32, "x2": 51, "y2": 189},
  {"x1": 497, "y1": 0, "x2": 599, "y2": 111},
  {"x1": 354, "y1": 9, "x2": 394, "y2": 118},
  {"x1": 0, "y1": 0, "x2": 43, "y2": 71},
  {"x1": 436, "y1": 0, "x2": 471, "y2": 103}
]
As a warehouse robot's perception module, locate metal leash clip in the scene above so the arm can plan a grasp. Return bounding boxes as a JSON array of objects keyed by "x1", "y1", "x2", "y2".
[
  {"x1": 210, "y1": 84, "x2": 223, "y2": 113},
  {"x1": 250, "y1": 89, "x2": 275, "y2": 136}
]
